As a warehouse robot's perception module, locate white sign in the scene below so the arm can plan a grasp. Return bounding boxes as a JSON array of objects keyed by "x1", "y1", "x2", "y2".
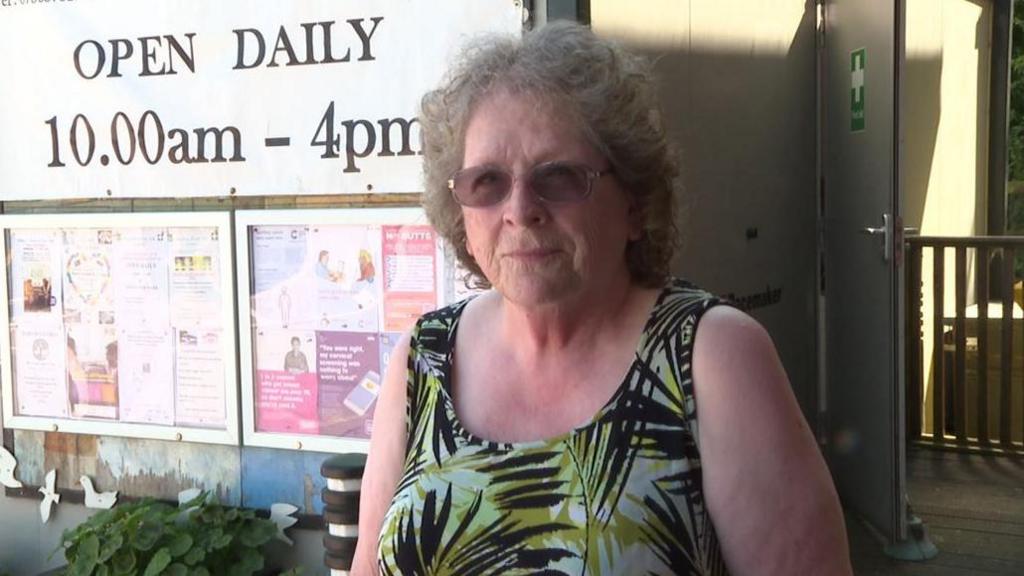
[{"x1": 0, "y1": 0, "x2": 523, "y2": 200}]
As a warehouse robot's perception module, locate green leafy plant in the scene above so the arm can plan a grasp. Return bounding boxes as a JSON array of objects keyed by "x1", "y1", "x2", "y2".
[{"x1": 56, "y1": 492, "x2": 286, "y2": 576}]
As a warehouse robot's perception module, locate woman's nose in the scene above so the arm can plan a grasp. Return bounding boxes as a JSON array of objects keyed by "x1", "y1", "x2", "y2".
[{"x1": 502, "y1": 175, "x2": 548, "y2": 227}]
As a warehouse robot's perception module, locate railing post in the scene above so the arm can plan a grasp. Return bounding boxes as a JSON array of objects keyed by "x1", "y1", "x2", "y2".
[
  {"x1": 933, "y1": 246, "x2": 946, "y2": 441},
  {"x1": 955, "y1": 246, "x2": 967, "y2": 444},
  {"x1": 977, "y1": 246, "x2": 990, "y2": 445},
  {"x1": 906, "y1": 241, "x2": 923, "y2": 442},
  {"x1": 1001, "y1": 247, "x2": 1014, "y2": 448}
]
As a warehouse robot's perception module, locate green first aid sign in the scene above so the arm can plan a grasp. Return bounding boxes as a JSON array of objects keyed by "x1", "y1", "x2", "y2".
[{"x1": 851, "y1": 48, "x2": 866, "y2": 132}]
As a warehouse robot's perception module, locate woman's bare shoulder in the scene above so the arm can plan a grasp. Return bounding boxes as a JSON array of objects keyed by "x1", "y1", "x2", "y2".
[{"x1": 690, "y1": 305, "x2": 852, "y2": 575}]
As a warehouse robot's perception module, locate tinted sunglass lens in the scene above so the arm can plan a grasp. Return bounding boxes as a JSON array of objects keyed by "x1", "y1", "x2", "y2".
[
  {"x1": 455, "y1": 167, "x2": 511, "y2": 206},
  {"x1": 532, "y1": 163, "x2": 589, "y2": 202}
]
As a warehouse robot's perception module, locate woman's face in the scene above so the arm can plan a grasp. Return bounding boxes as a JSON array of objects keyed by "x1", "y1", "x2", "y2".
[{"x1": 460, "y1": 91, "x2": 639, "y2": 306}]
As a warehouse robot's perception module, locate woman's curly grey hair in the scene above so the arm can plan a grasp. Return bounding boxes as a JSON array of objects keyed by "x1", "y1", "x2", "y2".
[{"x1": 420, "y1": 21, "x2": 678, "y2": 289}]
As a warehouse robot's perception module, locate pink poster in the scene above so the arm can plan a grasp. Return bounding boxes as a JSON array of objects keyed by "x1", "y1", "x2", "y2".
[
  {"x1": 382, "y1": 225, "x2": 438, "y2": 333},
  {"x1": 317, "y1": 331, "x2": 380, "y2": 439},
  {"x1": 256, "y1": 371, "x2": 319, "y2": 434},
  {"x1": 255, "y1": 330, "x2": 318, "y2": 434}
]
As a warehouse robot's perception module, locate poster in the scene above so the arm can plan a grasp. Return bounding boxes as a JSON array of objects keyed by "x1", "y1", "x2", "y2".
[
  {"x1": 12, "y1": 323, "x2": 68, "y2": 418},
  {"x1": 169, "y1": 227, "x2": 222, "y2": 328},
  {"x1": 251, "y1": 226, "x2": 316, "y2": 330},
  {"x1": 62, "y1": 229, "x2": 115, "y2": 325},
  {"x1": 308, "y1": 225, "x2": 382, "y2": 332},
  {"x1": 382, "y1": 225, "x2": 439, "y2": 333},
  {"x1": 9, "y1": 230, "x2": 63, "y2": 322},
  {"x1": 112, "y1": 228, "x2": 171, "y2": 327},
  {"x1": 175, "y1": 328, "x2": 227, "y2": 428},
  {"x1": 317, "y1": 331, "x2": 380, "y2": 439},
  {"x1": 254, "y1": 329, "x2": 319, "y2": 434},
  {"x1": 118, "y1": 328, "x2": 175, "y2": 425},
  {"x1": 65, "y1": 324, "x2": 118, "y2": 419}
]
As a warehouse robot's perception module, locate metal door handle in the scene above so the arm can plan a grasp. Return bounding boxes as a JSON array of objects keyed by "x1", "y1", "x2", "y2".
[{"x1": 861, "y1": 214, "x2": 893, "y2": 261}]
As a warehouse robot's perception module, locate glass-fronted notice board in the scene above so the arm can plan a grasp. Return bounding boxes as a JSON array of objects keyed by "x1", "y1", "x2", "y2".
[
  {"x1": 0, "y1": 212, "x2": 239, "y2": 445},
  {"x1": 236, "y1": 208, "x2": 448, "y2": 453}
]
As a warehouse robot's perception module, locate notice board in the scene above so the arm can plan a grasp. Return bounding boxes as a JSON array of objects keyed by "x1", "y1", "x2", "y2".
[
  {"x1": 0, "y1": 212, "x2": 239, "y2": 445},
  {"x1": 237, "y1": 208, "x2": 449, "y2": 453}
]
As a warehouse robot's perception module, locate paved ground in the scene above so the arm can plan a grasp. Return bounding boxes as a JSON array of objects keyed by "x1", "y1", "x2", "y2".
[{"x1": 848, "y1": 448, "x2": 1024, "y2": 575}]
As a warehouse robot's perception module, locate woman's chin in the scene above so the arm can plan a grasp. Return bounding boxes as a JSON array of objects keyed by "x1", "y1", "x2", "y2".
[{"x1": 492, "y1": 273, "x2": 581, "y2": 307}]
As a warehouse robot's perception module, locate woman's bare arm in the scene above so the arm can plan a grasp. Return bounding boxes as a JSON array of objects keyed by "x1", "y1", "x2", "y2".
[
  {"x1": 351, "y1": 331, "x2": 412, "y2": 575},
  {"x1": 693, "y1": 306, "x2": 852, "y2": 575}
]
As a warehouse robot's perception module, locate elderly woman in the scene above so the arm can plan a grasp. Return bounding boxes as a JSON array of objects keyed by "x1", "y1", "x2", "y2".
[{"x1": 354, "y1": 22, "x2": 851, "y2": 575}]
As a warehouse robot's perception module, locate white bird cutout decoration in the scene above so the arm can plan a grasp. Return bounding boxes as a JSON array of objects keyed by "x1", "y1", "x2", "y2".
[
  {"x1": 177, "y1": 487, "x2": 202, "y2": 507},
  {"x1": 0, "y1": 445, "x2": 23, "y2": 489},
  {"x1": 269, "y1": 503, "x2": 299, "y2": 545},
  {"x1": 39, "y1": 469, "x2": 60, "y2": 523},
  {"x1": 79, "y1": 475, "x2": 117, "y2": 509}
]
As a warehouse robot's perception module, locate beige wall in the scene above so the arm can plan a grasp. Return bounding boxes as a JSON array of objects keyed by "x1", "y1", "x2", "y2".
[
  {"x1": 592, "y1": 1, "x2": 820, "y2": 417},
  {"x1": 904, "y1": 0, "x2": 992, "y2": 435}
]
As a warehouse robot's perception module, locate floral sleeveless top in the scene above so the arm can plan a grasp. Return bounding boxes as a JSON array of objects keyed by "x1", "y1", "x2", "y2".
[{"x1": 377, "y1": 279, "x2": 730, "y2": 575}]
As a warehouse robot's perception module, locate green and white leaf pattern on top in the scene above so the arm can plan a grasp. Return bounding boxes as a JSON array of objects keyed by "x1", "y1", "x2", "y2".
[{"x1": 378, "y1": 279, "x2": 729, "y2": 576}]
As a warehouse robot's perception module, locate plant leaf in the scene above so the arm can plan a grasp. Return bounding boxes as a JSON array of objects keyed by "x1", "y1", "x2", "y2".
[
  {"x1": 165, "y1": 563, "x2": 188, "y2": 576},
  {"x1": 183, "y1": 546, "x2": 205, "y2": 566},
  {"x1": 228, "y1": 547, "x2": 264, "y2": 576},
  {"x1": 132, "y1": 521, "x2": 164, "y2": 551},
  {"x1": 168, "y1": 533, "x2": 193, "y2": 557},
  {"x1": 112, "y1": 549, "x2": 136, "y2": 575},
  {"x1": 237, "y1": 519, "x2": 276, "y2": 548},
  {"x1": 212, "y1": 531, "x2": 233, "y2": 549},
  {"x1": 78, "y1": 533, "x2": 100, "y2": 572},
  {"x1": 98, "y1": 533, "x2": 123, "y2": 563},
  {"x1": 143, "y1": 547, "x2": 171, "y2": 576}
]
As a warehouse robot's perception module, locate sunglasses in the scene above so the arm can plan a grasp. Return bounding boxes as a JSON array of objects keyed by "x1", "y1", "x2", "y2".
[{"x1": 447, "y1": 161, "x2": 613, "y2": 208}]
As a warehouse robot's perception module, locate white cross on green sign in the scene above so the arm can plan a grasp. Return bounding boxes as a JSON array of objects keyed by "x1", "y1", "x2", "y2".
[{"x1": 851, "y1": 48, "x2": 866, "y2": 132}]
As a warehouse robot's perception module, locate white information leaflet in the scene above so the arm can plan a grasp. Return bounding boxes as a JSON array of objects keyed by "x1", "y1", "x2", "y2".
[
  {"x1": 168, "y1": 227, "x2": 222, "y2": 328},
  {"x1": 13, "y1": 323, "x2": 68, "y2": 418},
  {"x1": 174, "y1": 328, "x2": 226, "y2": 428},
  {"x1": 118, "y1": 328, "x2": 175, "y2": 425},
  {"x1": 251, "y1": 225, "x2": 316, "y2": 330},
  {"x1": 112, "y1": 228, "x2": 171, "y2": 327},
  {"x1": 0, "y1": 1, "x2": 522, "y2": 200}
]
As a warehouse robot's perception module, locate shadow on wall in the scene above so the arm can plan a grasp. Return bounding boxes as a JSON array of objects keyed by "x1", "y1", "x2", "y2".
[{"x1": 599, "y1": 2, "x2": 820, "y2": 417}]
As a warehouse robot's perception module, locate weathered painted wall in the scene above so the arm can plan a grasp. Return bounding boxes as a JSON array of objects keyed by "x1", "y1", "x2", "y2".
[{"x1": 1, "y1": 430, "x2": 334, "y2": 575}]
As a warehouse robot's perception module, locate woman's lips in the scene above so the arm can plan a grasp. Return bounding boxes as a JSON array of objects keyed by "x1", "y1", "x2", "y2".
[{"x1": 502, "y1": 248, "x2": 560, "y2": 260}]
